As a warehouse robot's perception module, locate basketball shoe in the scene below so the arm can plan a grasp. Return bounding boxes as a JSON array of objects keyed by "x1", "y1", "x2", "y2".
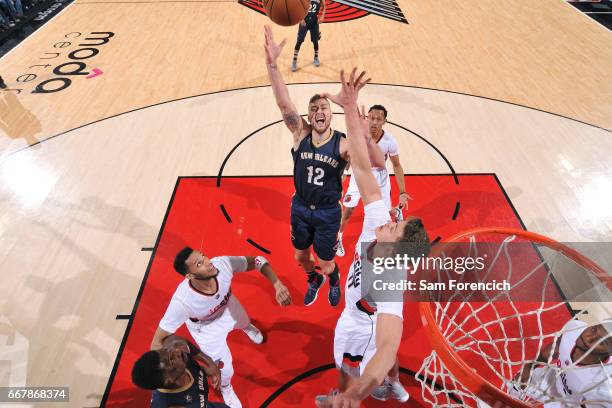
[
  {"x1": 336, "y1": 235, "x2": 345, "y2": 257},
  {"x1": 221, "y1": 384, "x2": 242, "y2": 408},
  {"x1": 304, "y1": 272, "x2": 325, "y2": 306},
  {"x1": 242, "y1": 323, "x2": 264, "y2": 344},
  {"x1": 371, "y1": 377, "x2": 410, "y2": 402}
]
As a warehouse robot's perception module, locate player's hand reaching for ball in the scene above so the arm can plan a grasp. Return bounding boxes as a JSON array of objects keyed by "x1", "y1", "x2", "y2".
[
  {"x1": 322, "y1": 68, "x2": 371, "y2": 109},
  {"x1": 274, "y1": 280, "x2": 292, "y2": 306},
  {"x1": 264, "y1": 25, "x2": 287, "y2": 65}
]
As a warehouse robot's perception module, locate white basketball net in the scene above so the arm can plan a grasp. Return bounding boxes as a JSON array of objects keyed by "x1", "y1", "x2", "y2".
[{"x1": 416, "y1": 233, "x2": 612, "y2": 407}]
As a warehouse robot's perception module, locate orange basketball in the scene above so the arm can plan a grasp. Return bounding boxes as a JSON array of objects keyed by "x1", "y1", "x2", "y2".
[{"x1": 264, "y1": 0, "x2": 310, "y2": 26}]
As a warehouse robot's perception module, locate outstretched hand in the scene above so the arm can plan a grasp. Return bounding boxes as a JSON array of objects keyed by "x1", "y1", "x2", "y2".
[
  {"x1": 264, "y1": 25, "x2": 287, "y2": 65},
  {"x1": 315, "y1": 391, "x2": 361, "y2": 408},
  {"x1": 321, "y1": 68, "x2": 371, "y2": 109}
]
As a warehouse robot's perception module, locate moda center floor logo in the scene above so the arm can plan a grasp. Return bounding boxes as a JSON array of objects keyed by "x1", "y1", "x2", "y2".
[
  {"x1": 9, "y1": 31, "x2": 114, "y2": 95},
  {"x1": 239, "y1": 0, "x2": 408, "y2": 24}
]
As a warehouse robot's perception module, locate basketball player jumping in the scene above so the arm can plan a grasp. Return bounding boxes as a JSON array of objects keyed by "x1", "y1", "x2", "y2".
[
  {"x1": 264, "y1": 25, "x2": 385, "y2": 307},
  {"x1": 337, "y1": 104, "x2": 410, "y2": 257},
  {"x1": 133, "y1": 334, "x2": 230, "y2": 407},
  {"x1": 291, "y1": 0, "x2": 325, "y2": 71},
  {"x1": 316, "y1": 68, "x2": 430, "y2": 407},
  {"x1": 499, "y1": 318, "x2": 612, "y2": 407},
  {"x1": 151, "y1": 247, "x2": 291, "y2": 408}
]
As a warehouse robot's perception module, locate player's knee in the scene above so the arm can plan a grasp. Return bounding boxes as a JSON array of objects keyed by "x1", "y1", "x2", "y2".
[
  {"x1": 319, "y1": 261, "x2": 335, "y2": 275},
  {"x1": 294, "y1": 250, "x2": 310, "y2": 264}
]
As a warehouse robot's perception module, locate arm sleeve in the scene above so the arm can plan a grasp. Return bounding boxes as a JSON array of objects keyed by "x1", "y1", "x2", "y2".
[
  {"x1": 158, "y1": 296, "x2": 189, "y2": 333},
  {"x1": 227, "y1": 256, "x2": 248, "y2": 274},
  {"x1": 362, "y1": 200, "x2": 391, "y2": 238}
]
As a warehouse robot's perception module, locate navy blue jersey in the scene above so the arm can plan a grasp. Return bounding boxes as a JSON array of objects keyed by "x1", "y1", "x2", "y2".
[
  {"x1": 305, "y1": 0, "x2": 322, "y2": 22},
  {"x1": 151, "y1": 357, "x2": 209, "y2": 408},
  {"x1": 292, "y1": 130, "x2": 347, "y2": 207}
]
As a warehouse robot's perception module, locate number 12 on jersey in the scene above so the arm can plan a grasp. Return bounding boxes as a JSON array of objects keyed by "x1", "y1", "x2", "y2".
[{"x1": 306, "y1": 166, "x2": 325, "y2": 186}]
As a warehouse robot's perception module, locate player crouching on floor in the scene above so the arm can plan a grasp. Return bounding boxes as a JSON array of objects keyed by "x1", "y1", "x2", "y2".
[{"x1": 151, "y1": 249, "x2": 291, "y2": 408}]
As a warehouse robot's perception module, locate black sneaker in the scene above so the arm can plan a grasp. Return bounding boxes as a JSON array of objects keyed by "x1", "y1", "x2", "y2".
[
  {"x1": 329, "y1": 282, "x2": 341, "y2": 307},
  {"x1": 304, "y1": 273, "x2": 325, "y2": 306}
]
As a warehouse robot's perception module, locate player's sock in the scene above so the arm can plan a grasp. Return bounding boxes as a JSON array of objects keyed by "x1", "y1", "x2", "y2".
[
  {"x1": 291, "y1": 47, "x2": 300, "y2": 71},
  {"x1": 328, "y1": 264, "x2": 341, "y2": 307},
  {"x1": 329, "y1": 264, "x2": 339, "y2": 286}
]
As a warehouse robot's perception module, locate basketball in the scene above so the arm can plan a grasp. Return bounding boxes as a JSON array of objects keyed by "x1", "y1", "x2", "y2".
[{"x1": 264, "y1": 0, "x2": 310, "y2": 26}]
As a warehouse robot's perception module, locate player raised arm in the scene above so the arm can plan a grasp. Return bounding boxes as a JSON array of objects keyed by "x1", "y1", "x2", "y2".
[
  {"x1": 264, "y1": 25, "x2": 309, "y2": 148},
  {"x1": 323, "y1": 68, "x2": 381, "y2": 205},
  {"x1": 245, "y1": 256, "x2": 292, "y2": 306}
]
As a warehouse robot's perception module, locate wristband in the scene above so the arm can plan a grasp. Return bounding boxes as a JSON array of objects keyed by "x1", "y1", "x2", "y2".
[{"x1": 254, "y1": 256, "x2": 269, "y2": 271}]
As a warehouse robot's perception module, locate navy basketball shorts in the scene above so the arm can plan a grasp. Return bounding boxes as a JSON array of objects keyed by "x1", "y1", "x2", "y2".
[
  {"x1": 296, "y1": 19, "x2": 319, "y2": 44},
  {"x1": 290, "y1": 196, "x2": 341, "y2": 261}
]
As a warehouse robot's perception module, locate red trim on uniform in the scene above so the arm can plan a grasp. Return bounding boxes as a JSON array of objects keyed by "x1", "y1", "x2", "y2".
[
  {"x1": 342, "y1": 358, "x2": 360, "y2": 368},
  {"x1": 358, "y1": 299, "x2": 376, "y2": 314},
  {"x1": 188, "y1": 276, "x2": 219, "y2": 297}
]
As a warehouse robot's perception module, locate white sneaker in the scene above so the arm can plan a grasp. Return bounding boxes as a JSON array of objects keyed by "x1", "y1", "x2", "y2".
[
  {"x1": 388, "y1": 378, "x2": 410, "y2": 402},
  {"x1": 336, "y1": 238, "x2": 345, "y2": 257},
  {"x1": 243, "y1": 323, "x2": 264, "y2": 344},
  {"x1": 220, "y1": 384, "x2": 243, "y2": 408},
  {"x1": 370, "y1": 383, "x2": 390, "y2": 401}
]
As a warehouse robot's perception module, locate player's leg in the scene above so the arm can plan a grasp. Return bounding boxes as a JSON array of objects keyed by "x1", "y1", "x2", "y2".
[
  {"x1": 228, "y1": 296, "x2": 264, "y2": 344},
  {"x1": 377, "y1": 170, "x2": 392, "y2": 210},
  {"x1": 334, "y1": 311, "x2": 362, "y2": 390},
  {"x1": 186, "y1": 320, "x2": 242, "y2": 408},
  {"x1": 310, "y1": 20, "x2": 320, "y2": 67},
  {"x1": 292, "y1": 23, "x2": 308, "y2": 71},
  {"x1": 338, "y1": 176, "x2": 361, "y2": 256},
  {"x1": 291, "y1": 197, "x2": 325, "y2": 305},
  {"x1": 313, "y1": 204, "x2": 342, "y2": 306}
]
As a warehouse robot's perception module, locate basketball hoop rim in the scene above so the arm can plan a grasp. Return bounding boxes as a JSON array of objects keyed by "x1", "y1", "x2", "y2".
[{"x1": 419, "y1": 227, "x2": 610, "y2": 408}]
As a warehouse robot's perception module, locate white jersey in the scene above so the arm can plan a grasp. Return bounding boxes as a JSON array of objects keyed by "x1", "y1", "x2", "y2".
[
  {"x1": 159, "y1": 256, "x2": 248, "y2": 332},
  {"x1": 344, "y1": 200, "x2": 403, "y2": 319},
  {"x1": 375, "y1": 130, "x2": 399, "y2": 163},
  {"x1": 344, "y1": 130, "x2": 399, "y2": 210},
  {"x1": 553, "y1": 319, "x2": 612, "y2": 406}
]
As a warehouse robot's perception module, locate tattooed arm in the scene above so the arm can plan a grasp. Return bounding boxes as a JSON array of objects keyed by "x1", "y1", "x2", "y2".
[{"x1": 264, "y1": 25, "x2": 309, "y2": 147}]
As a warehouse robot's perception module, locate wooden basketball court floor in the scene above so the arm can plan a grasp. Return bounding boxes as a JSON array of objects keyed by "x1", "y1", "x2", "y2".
[{"x1": 0, "y1": 0, "x2": 611, "y2": 406}]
